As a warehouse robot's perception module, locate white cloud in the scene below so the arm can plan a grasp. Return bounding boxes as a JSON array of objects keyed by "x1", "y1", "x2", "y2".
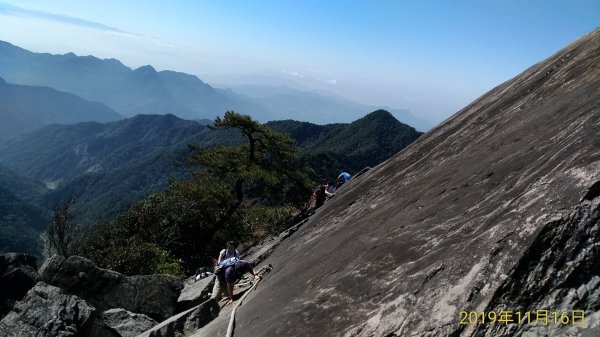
[
  {"x1": 326, "y1": 79, "x2": 337, "y2": 85},
  {"x1": 281, "y1": 69, "x2": 304, "y2": 78},
  {"x1": 0, "y1": 2, "x2": 129, "y2": 34}
]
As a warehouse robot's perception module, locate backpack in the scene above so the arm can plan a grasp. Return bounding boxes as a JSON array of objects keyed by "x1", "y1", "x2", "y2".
[{"x1": 215, "y1": 257, "x2": 240, "y2": 275}]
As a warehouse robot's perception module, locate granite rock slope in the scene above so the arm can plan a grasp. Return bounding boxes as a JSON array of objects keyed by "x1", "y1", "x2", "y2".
[{"x1": 209, "y1": 28, "x2": 600, "y2": 337}]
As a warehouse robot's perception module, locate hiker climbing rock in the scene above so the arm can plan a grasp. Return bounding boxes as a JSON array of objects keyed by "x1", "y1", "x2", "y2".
[
  {"x1": 313, "y1": 178, "x2": 334, "y2": 209},
  {"x1": 217, "y1": 241, "x2": 240, "y2": 264},
  {"x1": 211, "y1": 257, "x2": 261, "y2": 306},
  {"x1": 336, "y1": 171, "x2": 351, "y2": 188}
]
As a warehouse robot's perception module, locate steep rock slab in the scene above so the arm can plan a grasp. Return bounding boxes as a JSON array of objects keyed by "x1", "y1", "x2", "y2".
[
  {"x1": 221, "y1": 28, "x2": 600, "y2": 337},
  {"x1": 0, "y1": 253, "x2": 40, "y2": 318},
  {"x1": 474, "y1": 197, "x2": 600, "y2": 337},
  {"x1": 0, "y1": 282, "x2": 117, "y2": 337},
  {"x1": 39, "y1": 255, "x2": 183, "y2": 322},
  {"x1": 103, "y1": 309, "x2": 158, "y2": 337}
]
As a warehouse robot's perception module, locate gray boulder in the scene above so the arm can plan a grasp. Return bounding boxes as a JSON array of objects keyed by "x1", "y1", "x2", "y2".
[
  {"x1": 137, "y1": 299, "x2": 219, "y2": 337},
  {"x1": 103, "y1": 308, "x2": 157, "y2": 337},
  {"x1": 0, "y1": 282, "x2": 117, "y2": 337},
  {"x1": 177, "y1": 275, "x2": 215, "y2": 312},
  {"x1": 39, "y1": 255, "x2": 183, "y2": 322},
  {"x1": 0, "y1": 253, "x2": 40, "y2": 318}
]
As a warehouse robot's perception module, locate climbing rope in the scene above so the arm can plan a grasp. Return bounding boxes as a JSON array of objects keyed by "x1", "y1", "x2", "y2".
[{"x1": 226, "y1": 264, "x2": 272, "y2": 337}]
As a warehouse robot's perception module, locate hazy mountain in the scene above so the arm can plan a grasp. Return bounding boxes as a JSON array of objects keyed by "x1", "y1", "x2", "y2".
[
  {"x1": 0, "y1": 77, "x2": 122, "y2": 141},
  {"x1": 0, "y1": 41, "x2": 429, "y2": 129},
  {"x1": 224, "y1": 84, "x2": 434, "y2": 130},
  {"x1": 0, "y1": 41, "x2": 270, "y2": 121}
]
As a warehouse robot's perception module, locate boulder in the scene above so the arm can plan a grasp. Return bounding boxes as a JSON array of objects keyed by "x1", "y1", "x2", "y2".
[
  {"x1": 0, "y1": 253, "x2": 40, "y2": 318},
  {"x1": 0, "y1": 282, "x2": 117, "y2": 337},
  {"x1": 103, "y1": 308, "x2": 157, "y2": 337},
  {"x1": 39, "y1": 255, "x2": 183, "y2": 322},
  {"x1": 177, "y1": 275, "x2": 215, "y2": 312},
  {"x1": 136, "y1": 299, "x2": 219, "y2": 337}
]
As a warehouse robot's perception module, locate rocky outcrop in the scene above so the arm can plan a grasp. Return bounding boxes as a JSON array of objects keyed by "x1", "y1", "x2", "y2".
[
  {"x1": 103, "y1": 309, "x2": 158, "y2": 337},
  {"x1": 0, "y1": 282, "x2": 117, "y2": 337},
  {"x1": 200, "y1": 28, "x2": 600, "y2": 337},
  {"x1": 137, "y1": 299, "x2": 219, "y2": 337},
  {"x1": 0, "y1": 253, "x2": 40, "y2": 318},
  {"x1": 177, "y1": 275, "x2": 215, "y2": 313},
  {"x1": 473, "y1": 197, "x2": 600, "y2": 337},
  {"x1": 39, "y1": 255, "x2": 183, "y2": 322}
]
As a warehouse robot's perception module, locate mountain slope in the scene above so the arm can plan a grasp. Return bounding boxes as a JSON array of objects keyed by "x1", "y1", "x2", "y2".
[
  {"x1": 0, "y1": 114, "x2": 208, "y2": 184},
  {"x1": 0, "y1": 41, "x2": 269, "y2": 120},
  {"x1": 267, "y1": 110, "x2": 423, "y2": 180},
  {"x1": 0, "y1": 164, "x2": 49, "y2": 256},
  {"x1": 0, "y1": 77, "x2": 122, "y2": 140},
  {"x1": 0, "y1": 110, "x2": 421, "y2": 229},
  {"x1": 199, "y1": 28, "x2": 600, "y2": 337}
]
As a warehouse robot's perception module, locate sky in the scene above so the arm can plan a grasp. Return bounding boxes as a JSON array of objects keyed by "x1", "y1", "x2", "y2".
[{"x1": 0, "y1": 0, "x2": 598, "y2": 123}]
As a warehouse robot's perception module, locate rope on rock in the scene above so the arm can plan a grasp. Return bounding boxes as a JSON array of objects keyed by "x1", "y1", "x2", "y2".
[{"x1": 226, "y1": 264, "x2": 272, "y2": 337}]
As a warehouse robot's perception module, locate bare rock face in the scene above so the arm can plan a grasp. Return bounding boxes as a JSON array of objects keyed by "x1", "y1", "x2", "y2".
[
  {"x1": 0, "y1": 282, "x2": 117, "y2": 337},
  {"x1": 39, "y1": 255, "x2": 183, "y2": 322},
  {"x1": 0, "y1": 253, "x2": 40, "y2": 318},
  {"x1": 137, "y1": 299, "x2": 219, "y2": 337},
  {"x1": 216, "y1": 28, "x2": 600, "y2": 337},
  {"x1": 177, "y1": 275, "x2": 215, "y2": 313},
  {"x1": 103, "y1": 308, "x2": 157, "y2": 337}
]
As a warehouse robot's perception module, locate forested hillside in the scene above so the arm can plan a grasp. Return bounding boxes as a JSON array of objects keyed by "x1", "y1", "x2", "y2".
[
  {"x1": 0, "y1": 110, "x2": 421, "y2": 255},
  {"x1": 0, "y1": 164, "x2": 49, "y2": 255},
  {"x1": 268, "y1": 109, "x2": 423, "y2": 180}
]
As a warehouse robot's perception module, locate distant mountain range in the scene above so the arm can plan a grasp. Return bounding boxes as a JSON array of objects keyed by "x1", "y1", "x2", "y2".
[
  {"x1": 221, "y1": 85, "x2": 432, "y2": 130},
  {"x1": 0, "y1": 40, "x2": 432, "y2": 130},
  {"x1": 0, "y1": 39, "x2": 426, "y2": 255},
  {"x1": 0, "y1": 77, "x2": 122, "y2": 141},
  {"x1": 0, "y1": 41, "x2": 269, "y2": 121}
]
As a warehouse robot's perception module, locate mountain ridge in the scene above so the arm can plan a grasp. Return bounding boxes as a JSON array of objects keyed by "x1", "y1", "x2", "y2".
[
  {"x1": 0, "y1": 77, "x2": 122, "y2": 141},
  {"x1": 0, "y1": 40, "x2": 429, "y2": 128},
  {"x1": 0, "y1": 40, "x2": 271, "y2": 121}
]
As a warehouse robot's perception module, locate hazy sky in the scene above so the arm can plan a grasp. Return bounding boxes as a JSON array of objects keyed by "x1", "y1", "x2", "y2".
[{"x1": 0, "y1": 0, "x2": 598, "y2": 123}]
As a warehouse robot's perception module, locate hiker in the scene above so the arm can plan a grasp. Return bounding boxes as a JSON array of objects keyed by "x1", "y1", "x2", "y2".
[
  {"x1": 326, "y1": 180, "x2": 336, "y2": 195},
  {"x1": 217, "y1": 241, "x2": 240, "y2": 264},
  {"x1": 336, "y1": 171, "x2": 351, "y2": 188},
  {"x1": 313, "y1": 179, "x2": 334, "y2": 209},
  {"x1": 211, "y1": 257, "x2": 261, "y2": 305}
]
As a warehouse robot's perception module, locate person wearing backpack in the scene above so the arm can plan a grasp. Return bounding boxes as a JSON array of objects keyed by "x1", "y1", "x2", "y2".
[
  {"x1": 217, "y1": 241, "x2": 240, "y2": 264},
  {"x1": 210, "y1": 257, "x2": 261, "y2": 305},
  {"x1": 313, "y1": 179, "x2": 334, "y2": 209},
  {"x1": 336, "y1": 171, "x2": 351, "y2": 189}
]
